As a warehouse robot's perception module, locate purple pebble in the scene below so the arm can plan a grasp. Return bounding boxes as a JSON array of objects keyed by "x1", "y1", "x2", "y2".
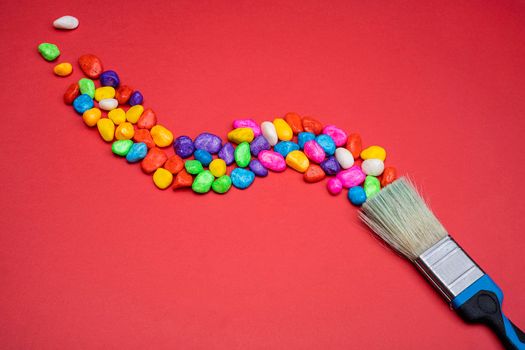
[
  {"x1": 320, "y1": 156, "x2": 341, "y2": 176},
  {"x1": 249, "y1": 159, "x2": 268, "y2": 177},
  {"x1": 218, "y1": 142, "x2": 235, "y2": 165},
  {"x1": 250, "y1": 135, "x2": 271, "y2": 156},
  {"x1": 194, "y1": 132, "x2": 222, "y2": 154},
  {"x1": 129, "y1": 91, "x2": 143, "y2": 106},
  {"x1": 100, "y1": 70, "x2": 120, "y2": 88},
  {"x1": 173, "y1": 135, "x2": 195, "y2": 158}
]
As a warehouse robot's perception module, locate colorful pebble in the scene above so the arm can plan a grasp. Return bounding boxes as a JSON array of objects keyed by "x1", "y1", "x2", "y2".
[
  {"x1": 232, "y1": 119, "x2": 261, "y2": 137},
  {"x1": 303, "y1": 140, "x2": 326, "y2": 164},
  {"x1": 261, "y1": 121, "x2": 278, "y2": 146},
  {"x1": 164, "y1": 155, "x2": 184, "y2": 174},
  {"x1": 108, "y1": 108, "x2": 126, "y2": 125},
  {"x1": 192, "y1": 170, "x2": 214, "y2": 193},
  {"x1": 112, "y1": 139, "x2": 133, "y2": 156},
  {"x1": 185, "y1": 160, "x2": 204, "y2": 175},
  {"x1": 346, "y1": 133, "x2": 362, "y2": 159},
  {"x1": 53, "y1": 62, "x2": 73, "y2": 77},
  {"x1": 249, "y1": 159, "x2": 268, "y2": 177},
  {"x1": 64, "y1": 83, "x2": 79, "y2": 105},
  {"x1": 250, "y1": 135, "x2": 271, "y2": 156},
  {"x1": 320, "y1": 156, "x2": 341, "y2": 176},
  {"x1": 73, "y1": 94, "x2": 94, "y2": 114},
  {"x1": 94, "y1": 86, "x2": 115, "y2": 102},
  {"x1": 126, "y1": 142, "x2": 148, "y2": 163},
  {"x1": 129, "y1": 91, "x2": 143, "y2": 106},
  {"x1": 336, "y1": 165, "x2": 366, "y2": 188},
  {"x1": 97, "y1": 118, "x2": 115, "y2": 142},
  {"x1": 116, "y1": 85, "x2": 133, "y2": 104},
  {"x1": 172, "y1": 169, "x2": 193, "y2": 190},
  {"x1": 274, "y1": 141, "x2": 300, "y2": 157},
  {"x1": 194, "y1": 133, "x2": 222, "y2": 154},
  {"x1": 133, "y1": 129, "x2": 155, "y2": 148},
  {"x1": 53, "y1": 15, "x2": 79, "y2": 30},
  {"x1": 327, "y1": 178, "x2": 343, "y2": 195},
  {"x1": 303, "y1": 164, "x2": 326, "y2": 183},
  {"x1": 322, "y1": 125, "x2": 348, "y2": 147},
  {"x1": 381, "y1": 166, "x2": 397, "y2": 187},
  {"x1": 100, "y1": 70, "x2": 120, "y2": 87},
  {"x1": 360, "y1": 145, "x2": 386, "y2": 161},
  {"x1": 361, "y1": 159, "x2": 385, "y2": 176},
  {"x1": 302, "y1": 116, "x2": 323, "y2": 134},
  {"x1": 82, "y1": 107, "x2": 101, "y2": 127},
  {"x1": 78, "y1": 78, "x2": 95, "y2": 98},
  {"x1": 153, "y1": 168, "x2": 173, "y2": 189},
  {"x1": 273, "y1": 118, "x2": 293, "y2": 141},
  {"x1": 99, "y1": 98, "x2": 118, "y2": 111},
  {"x1": 285, "y1": 150, "x2": 309, "y2": 173},
  {"x1": 348, "y1": 186, "x2": 367, "y2": 206},
  {"x1": 209, "y1": 159, "x2": 227, "y2": 177},
  {"x1": 137, "y1": 108, "x2": 157, "y2": 129},
  {"x1": 218, "y1": 142, "x2": 235, "y2": 165},
  {"x1": 38, "y1": 43, "x2": 60, "y2": 61},
  {"x1": 230, "y1": 168, "x2": 255, "y2": 189},
  {"x1": 212, "y1": 175, "x2": 232, "y2": 194},
  {"x1": 126, "y1": 105, "x2": 144, "y2": 124},
  {"x1": 150, "y1": 125, "x2": 174, "y2": 147},
  {"x1": 115, "y1": 122, "x2": 135, "y2": 140},
  {"x1": 334, "y1": 147, "x2": 354, "y2": 169},
  {"x1": 258, "y1": 150, "x2": 286, "y2": 172},
  {"x1": 173, "y1": 136, "x2": 195, "y2": 158},
  {"x1": 194, "y1": 149, "x2": 213, "y2": 167},
  {"x1": 141, "y1": 147, "x2": 167, "y2": 173},
  {"x1": 364, "y1": 175, "x2": 381, "y2": 198},
  {"x1": 78, "y1": 54, "x2": 103, "y2": 79},
  {"x1": 315, "y1": 134, "x2": 336, "y2": 156},
  {"x1": 284, "y1": 112, "x2": 303, "y2": 134},
  {"x1": 234, "y1": 142, "x2": 251, "y2": 168},
  {"x1": 298, "y1": 131, "x2": 315, "y2": 149},
  {"x1": 228, "y1": 127, "x2": 255, "y2": 144}
]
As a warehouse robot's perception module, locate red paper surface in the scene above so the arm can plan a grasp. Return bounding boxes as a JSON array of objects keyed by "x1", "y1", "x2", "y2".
[{"x1": 1, "y1": 1, "x2": 525, "y2": 349}]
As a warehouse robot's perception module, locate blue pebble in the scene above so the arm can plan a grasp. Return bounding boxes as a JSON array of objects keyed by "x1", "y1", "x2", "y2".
[
  {"x1": 249, "y1": 159, "x2": 268, "y2": 177},
  {"x1": 173, "y1": 135, "x2": 195, "y2": 158},
  {"x1": 274, "y1": 141, "x2": 300, "y2": 157},
  {"x1": 194, "y1": 149, "x2": 213, "y2": 166},
  {"x1": 348, "y1": 186, "x2": 367, "y2": 206},
  {"x1": 250, "y1": 135, "x2": 271, "y2": 156},
  {"x1": 316, "y1": 134, "x2": 336, "y2": 156},
  {"x1": 73, "y1": 94, "x2": 94, "y2": 114},
  {"x1": 99, "y1": 70, "x2": 120, "y2": 87},
  {"x1": 129, "y1": 91, "x2": 143, "y2": 106},
  {"x1": 298, "y1": 132, "x2": 316, "y2": 149},
  {"x1": 126, "y1": 142, "x2": 148, "y2": 163},
  {"x1": 231, "y1": 168, "x2": 255, "y2": 189},
  {"x1": 320, "y1": 156, "x2": 341, "y2": 175},
  {"x1": 218, "y1": 142, "x2": 235, "y2": 165}
]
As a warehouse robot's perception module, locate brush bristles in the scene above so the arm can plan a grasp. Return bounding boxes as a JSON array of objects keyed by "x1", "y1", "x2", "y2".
[{"x1": 359, "y1": 177, "x2": 448, "y2": 261}]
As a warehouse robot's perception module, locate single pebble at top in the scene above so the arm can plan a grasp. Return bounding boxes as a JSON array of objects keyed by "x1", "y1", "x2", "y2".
[
  {"x1": 174, "y1": 136, "x2": 195, "y2": 158},
  {"x1": 94, "y1": 86, "x2": 115, "y2": 102},
  {"x1": 126, "y1": 142, "x2": 148, "y2": 163},
  {"x1": 364, "y1": 175, "x2": 381, "y2": 198},
  {"x1": 78, "y1": 78, "x2": 95, "y2": 98},
  {"x1": 38, "y1": 43, "x2": 60, "y2": 61},
  {"x1": 111, "y1": 140, "x2": 133, "y2": 156},
  {"x1": 99, "y1": 70, "x2": 120, "y2": 88},
  {"x1": 334, "y1": 147, "x2": 354, "y2": 169},
  {"x1": 274, "y1": 141, "x2": 300, "y2": 157},
  {"x1": 381, "y1": 166, "x2": 397, "y2": 187},
  {"x1": 137, "y1": 108, "x2": 157, "y2": 129},
  {"x1": 185, "y1": 160, "x2": 204, "y2": 175},
  {"x1": 116, "y1": 85, "x2": 133, "y2": 104},
  {"x1": 53, "y1": 15, "x2": 79, "y2": 30},
  {"x1": 348, "y1": 186, "x2": 367, "y2": 206},
  {"x1": 99, "y1": 98, "x2": 118, "y2": 111},
  {"x1": 261, "y1": 121, "x2": 278, "y2": 146},
  {"x1": 303, "y1": 164, "x2": 326, "y2": 183},
  {"x1": 209, "y1": 159, "x2": 227, "y2": 177},
  {"x1": 327, "y1": 178, "x2": 343, "y2": 195},
  {"x1": 129, "y1": 91, "x2": 143, "y2": 106},
  {"x1": 141, "y1": 147, "x2": 168, "y2": 173},
  {"x1": 315, "y1": 134, "x2": 336, "y2": 156},
  {"x1": 194, "y1": 133, "x2": 222, "y2": 154},
  {"x1": 73, "y1": 94, "x2": 94, "y2": 114},
  {"x1": 285, "y1": 150, "x2": 309, "y2": 173},
  {"x1": 228, "y1": 127, "x2": 254, "y2": 144},
  {"x1": 194, "y1": 149, "x2": 213, "y2": 167},
  {"x1": 336, "y1": 165, "x2": 366, "y2": 188},
  {"x1": 97, "y1": 118, "x2": 115, "y2": 142},
  {"x1": 322, "y1": 125, "x2": 348, "y2": 147},
  {"x1": 234, "y1": 142, "x2": 251, "y2": 168},
  {"x1": 150, "y1": 125, "x2": 173, "y2": 147},
  {"x1": 249, "y1": 159, "x2": 268, "y2": 177},
  {"x1": 361, "y1": 159, "x2": 385, "y2": 176},
  {"x1": 78, "y1": 54, "x2": 103, "y2": 79},
  {"x1": 284, "y1": 112, "x2": 303, "y2": 134},
  {"x1": 218, "y1": 142, "x2": 235, "y2": 165},
  {"x1": 303, "y1": 140, "x2": 326, "y2": 164},
  {"x1": 320, "y1": 156, "x2": 341, "y2": 176},
  {"x1": 53, "y1": 62, "x2": 72, "y2": 77},
  {"x1": 126, "y1": 105, "x2": 144, "y2": 124},
  {"x1": 302, "y1": 116, "x2": 323, "y2": 134},
  {"x1": 192, "y1": 170, "x2": 215, "y2": 193},
  {"x1": 346, "y1": 133, "x2": 362, "y2": 159},
  {"x1": 232, "y1": 119, "x2": 261, "y2": 137},
  {"x1": 249, "y1": 135, "x2": 271, "y2": 156},
  {"x1": 258, "y1": 150, "x2": 286, "y2": 172},
  {"x1": 230, "y1": 168, "x2": 255, "y2": 190},
  {"x1": 298, "y1": 132, "x2": 315, "y2": 149},
  {"x1": 153, "y1": 168, "x2": 173, "y2": 190},
  {"x1": 360, "y1": 145, "x2": 386, "y2": 161},
  {"x1": 273, "y1": 118, "x2": 293, "y2": 141}
]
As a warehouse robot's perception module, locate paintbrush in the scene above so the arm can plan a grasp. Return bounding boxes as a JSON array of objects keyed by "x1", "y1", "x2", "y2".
[{"x1": 359, "y1": 177, "x2": 524, "y2": 350}]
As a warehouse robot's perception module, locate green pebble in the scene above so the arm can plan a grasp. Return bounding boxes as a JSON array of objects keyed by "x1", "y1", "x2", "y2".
[
  {"x1": 78, "y1": 78, "x2": 95, "y2": 98},
  {"x1": 185, "y1": 160, "x2": 204, "y2": 175},
  {"x1": 192, "y1": 170, "x2": 214, "y2": 193},
  {"x1": 364, "y1": 175, "x2": 381, "y2": 198},
  {"x1": 234, "y1": 142, "x2": 251, "y2": 167},
  {"x1": 38, "y1": 43, "x2": 60, "y2": 61},
  {"x1": 112, "y1": 140, "x2": 134, "y2": 156},
  {"x1": 212, "y1": 175, "x2": 232, "y2": 194}
]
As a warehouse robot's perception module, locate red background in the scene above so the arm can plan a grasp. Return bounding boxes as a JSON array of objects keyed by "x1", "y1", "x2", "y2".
[{"x1": 1, "y1": 0, "x2": 525, "y2": 349}]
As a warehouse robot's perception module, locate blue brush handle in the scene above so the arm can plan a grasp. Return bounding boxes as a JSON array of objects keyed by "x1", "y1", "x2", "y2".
[{"x1": 452, "y1": 275, "x2": 525, "y2": 350}]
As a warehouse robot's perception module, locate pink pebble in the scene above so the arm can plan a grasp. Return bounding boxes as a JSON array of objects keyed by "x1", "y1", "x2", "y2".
[
  {"x1": 336, "y1": 165, "x2": 366, "y2": 188},
  {"x1": 322, "y1": 125, "x2": 348, "y2": 147},
  {"x1": 303, "y1": 140, "x2": 326, "y2": 164},
  {"x1": 258, "y1": 150, "x2": 286, "y2": 172},
  {"x1": 232, "y1": 119, "x2": 261, "y2": 137},
  {"x1": 327, "y1": 178, "x2": 343, "y2": 195}
]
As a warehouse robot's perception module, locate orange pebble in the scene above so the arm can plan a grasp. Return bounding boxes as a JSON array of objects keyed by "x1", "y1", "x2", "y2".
[
  {"x1": 172, "y1": 169, "x2": 193, "y2": 189},
  {"x1": 346, "y1": 133, "x2": 362, "y2": 159},
  {"x1": 137, "y1": 108, "x2": 157, "y2": 129},
  {"x1": 141, "y1": 147, "x2": 168, "y2": 174},
  {"x1": 302, "y1": 116, "x2": 323, "y2": 134},
  {"x1": 284, "y1": 112, "x2": 303, "y2": 134},
  {"x1": 164, "y1": 154, "x2": 184, "y2": 174},
  {"x1": 381, "y1": 166, "x2": 397, "y2": 187},
  {"x1": 133, "y1": 129, "x2": 155, "y2": 148},
  {"x1": 303, "y1": 164, "x2": 326, "y2": 183}
]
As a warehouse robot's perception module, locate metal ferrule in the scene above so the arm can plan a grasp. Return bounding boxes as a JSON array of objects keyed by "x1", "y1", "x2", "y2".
[{"x1": 414, "y1": 236, "x2": 484, "y2": 303}]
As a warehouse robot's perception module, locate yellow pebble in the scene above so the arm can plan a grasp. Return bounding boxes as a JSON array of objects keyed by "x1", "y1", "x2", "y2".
[
  {"x1": 126, "y1": 105, "x2": 144, "y2": 123},
  {"x1": 273, "y1": 118, "x2": 293, "y2": 141},
  {"x1": 97, "y1": 118, "x2": 115, "y2": 142},
  {"x1": 115, "y1": 122, "x2": 135, "y2": 140},
  {"x1": 53, "y1": 62, "x2": 73, "y2": 77},
  {"x1": 227, "y1": 127, "x2": 254, "y2": 144},
  {"x1": 94, "y1": 86, "x2": 116, "y2": 102},
  {"x1": 286, "y1": 150, "x2": 310, "y2": 173},
  {"x1": 209, "y1": 159, "x2": 227, "y2": 177},
  {"x1": 150, "y1": 125, "x2": 174, "y2": 147},
  {"x1": 360, "y1": 145, "x2": 386, "y2": 161},
  {"x1": 82, "y1": 108, "x2": 101, "y2": 127},
  {"x1": 108, "y1": 108, "x2": 126, "y2": 125},
  {"x1": 153, "y1": 168, "x2": 173, "y2": 189}
]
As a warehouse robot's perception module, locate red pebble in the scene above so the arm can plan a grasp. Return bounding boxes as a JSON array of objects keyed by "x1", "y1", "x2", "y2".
[
  {"x1": 141, "y1": 147, "x2": 167, "y2": 173},
  {"x1": 133, "y1": 129, "x2": 155, "y2": 148},
  {"x1": 116, "y1": 85, "x2": 133, "y2": 104},
  {"x1": 381, "y1": 166, "x2": 397, "y2": 187},
  {"x1": 346, "y1": 133, "x2": 362, "y2": 159},
  {"x1": 63, "y1": 83, "x2": 80, "y2": 105},
  {"x1": 284, "y1": 112, "x2": 303, "y2": 134},
  {"x1": 78, "y1": 54, "x2": 103, "y2": 79},
  {"x1": 164, "y1": 155, "x2": 184, "y2": 174},
  {"x1": 172, "y1": 169, "x2": 193, "y2": 189},
  {"x1": 136, "y1": 108, "x2": 157, "y2": 129},
  {"x1": 303, "y1": 164, "x2": 326, "y2": 183},
  {"x1": 302, "y1": 116, "x2": 323, "y2": 134}
]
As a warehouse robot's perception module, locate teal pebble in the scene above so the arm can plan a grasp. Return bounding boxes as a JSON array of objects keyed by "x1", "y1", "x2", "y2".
[
  {"x1": 231, "y1": 168, "x2": 255, "y2": 189},
  {"x1": 316, "y1": 134, "x2": 336, "y2": 156},
  {"x1": 73, "y1": 94, "x2": 94, "y2": 114},
  {"x1": 274, "y1": 141, "x2": 300, "y2": 157},
  {"x1": 126, "y1": 142, "x2": 148, "y2": 163},
  {"x1": 348, "y1": 186, "x2": 367, "y2": 206},
  {"x1": 194, "y1": 149, "x2": 213, "y2": 166},
  {"x1": 298, "y1": 132, "x2": 315, "y2": 149}
]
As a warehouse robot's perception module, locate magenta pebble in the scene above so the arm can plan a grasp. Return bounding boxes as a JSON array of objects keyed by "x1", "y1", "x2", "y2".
[
  {"x1": 327, "y1": 178, "x2": 343, "y2": 195},
  {"x1": 232, "y1": 119, "x2": 261, "y2": 137},
  {"x1": 322, "y1": 125, "x2": 348, "y2": 147},
  {"x1": 336, "y1": 165, "x2": 366, "y2": 188},
  {"x1": 258, "y1": 150, "x2": 286, "y2": 172},
  {"x1": 303, "y1": 140, "x2": 326, "y2": 164}
]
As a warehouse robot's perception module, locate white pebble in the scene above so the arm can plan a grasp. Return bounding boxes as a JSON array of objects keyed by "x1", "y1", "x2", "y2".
[
  {"x1": 335, "y1": 147, "x2": 354, "y2": 169},
  {"x1": 99, "y1": 98, "x2": 118, "y2": 111},
  {"x1": 361, "y1": 159, "x2": 385, "y2": 176},
  {"x1": 261, "y1": 121, "x2": 278, "y2": 146},
  {"x1": 53, "y1": 15, "x2": 79, "y2": 30}
]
